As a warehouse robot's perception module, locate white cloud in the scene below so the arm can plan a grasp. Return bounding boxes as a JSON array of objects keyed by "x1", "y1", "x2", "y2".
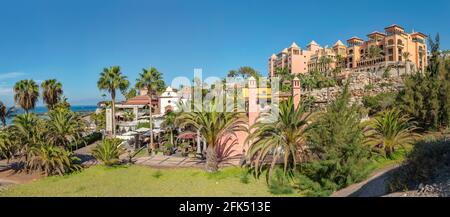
[
  {"x1": 0, "y1": 86, "x2": 12, "y2": 95},
  {"x1": 0, "y1": 72, "x2": 26, "y2": 80}
]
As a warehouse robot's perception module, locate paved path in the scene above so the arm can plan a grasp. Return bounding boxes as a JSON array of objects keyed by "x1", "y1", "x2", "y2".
[
  {"x1": 331, "y1": 164, "x2": 400, "y2": 197},
  {"x1": 74, "y1": 143, "x2": 98, "y2": 166},
  {"x1": 135, "y1": 155, "x2": 205, "y2": 168}
]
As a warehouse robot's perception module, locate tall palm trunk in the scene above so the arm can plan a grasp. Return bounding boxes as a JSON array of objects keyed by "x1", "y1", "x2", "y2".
[
  {"x1": 170, "y1": 129, "x2": 174, "y2": 145},
  {"x1": 111, "y1": 91, "x2": 116, "y2": 136},
  {"x1": 404, "y1": 60, "x2": 408, "y2": 75},
  {"x1": 206, "y1": 144, "x2": 218, "y2": 172},
  {"x1": 148, "y1": 95, "x2": 154, "y2": 154}
]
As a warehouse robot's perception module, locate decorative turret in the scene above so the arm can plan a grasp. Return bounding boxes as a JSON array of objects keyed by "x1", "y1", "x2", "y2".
[
  {"x1": 248, "y1": 77, "x2": 258, "y2": 127},
  {"x1": 292, "y1": 77, "x2": 301, "y2": 109}
]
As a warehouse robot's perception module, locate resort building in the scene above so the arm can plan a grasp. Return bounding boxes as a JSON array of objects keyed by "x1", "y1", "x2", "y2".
[
  {"x1": 308, "y1": 40, "x2": 347, "y2": 74},
  {"x1": 158, "y1": 86, "x2": 190, "y2": 114},
  {"x1": 268, "y1": 42, "x2": 315, "y2": 76},
  {"x1": 268, "y1": 24, "x2": 428, "y2": 77}
]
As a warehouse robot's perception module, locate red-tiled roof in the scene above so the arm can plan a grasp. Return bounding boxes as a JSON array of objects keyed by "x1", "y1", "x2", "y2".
[
  {"x1": 367, "y1": 31, "x2": 386, "y2": 37},
  {"x1": 124, "y1": 95, "x2": 157, "y2": 105},
  {"x1": 347, "y1": 36, "x2": 363, "y2": 42},
  {"x1": 411, "y1": 32, "x2": 428, "y2": 38},
  {"x1": 385, "y1": 24, "x2": 404, "y2": 30}
]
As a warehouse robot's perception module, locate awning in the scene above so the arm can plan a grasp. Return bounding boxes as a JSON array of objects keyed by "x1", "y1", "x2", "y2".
[{"x1": 177, "y1": 132, "x2": 197, "y2": 139}]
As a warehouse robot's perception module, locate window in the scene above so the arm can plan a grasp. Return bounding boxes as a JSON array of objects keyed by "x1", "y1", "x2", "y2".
[
  {"x1": 397, "y1": 39, "x2": 403, "y2": 45},
  {"x1": 388, "y1": 39, "x2": 394, "y2": 45},
  {"x1": 388, "y1": 48, "x2": 393, "y2": 54}
]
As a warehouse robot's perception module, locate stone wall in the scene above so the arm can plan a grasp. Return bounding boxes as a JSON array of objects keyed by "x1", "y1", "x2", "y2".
[{"x1": 303, "y1": 70, "x2": 403, "y2": 105}]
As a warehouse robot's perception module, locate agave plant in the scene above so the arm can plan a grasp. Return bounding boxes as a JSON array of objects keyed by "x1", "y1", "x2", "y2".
[
  {"x1": 92, "y1": 138, "x2": 124, "y2": 166},
  {"x1": 365, "y1": 109, "x2": 420, "y2": 158},
  {"x1": 246, "y1": 97, "x2": 313, "y2": 182},
  {"x1": 26, "y1": 143, "x2": 81, "y2": 176}
]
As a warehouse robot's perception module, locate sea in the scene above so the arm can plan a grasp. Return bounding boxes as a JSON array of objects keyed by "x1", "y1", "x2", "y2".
[{"x1": 4, "y1": 105, "x2": 97, "y2": 125}]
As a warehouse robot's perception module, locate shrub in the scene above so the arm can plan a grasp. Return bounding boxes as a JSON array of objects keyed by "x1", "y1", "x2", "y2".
[
  {"x1": 137, "y1": 122, "x2": 151, "y2": 129},
  {"x1": 304, "y1": 84, "x2": 371, "y2": 194},
  {"x1": 268, "y1": 169, "x2": 294, "y2": 195},
  {"x1": 389, "y1": 138, "x2": 450, "y2": 192},
  {"x1": 70, "y1": 132, "x2": 102, "y2": 151},
  {"x1": 240, "y1": 168, "x2": 250, "y2": 184},
  {"x1": 163, "y1": 143, "x2": 174, "y2": 156},
  {"x1": 362, "y1": 92, "x2": 397, "y2": 116},
  {"x1": 295, "y1": 173, "x2": 333, "y2": 197},
  {"x1": 152, "y1": 170, "x2": 163, "y2": 178},
  {"x1": 92, "y1": 138, "x2": 124, "y2": 166},
  {"x1": 397, "y1": 35, "x2": 450, "y2": 130}
]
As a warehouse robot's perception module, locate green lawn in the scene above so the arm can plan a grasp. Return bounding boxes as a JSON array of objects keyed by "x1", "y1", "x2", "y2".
[{"x1": 0, "y1": 165, "x2": 297, "y2": 197}]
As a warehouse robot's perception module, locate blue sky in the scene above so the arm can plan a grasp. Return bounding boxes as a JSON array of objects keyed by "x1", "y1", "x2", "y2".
[{"x1": 0, "y1": 0, "x2": 449, "y2": 106}]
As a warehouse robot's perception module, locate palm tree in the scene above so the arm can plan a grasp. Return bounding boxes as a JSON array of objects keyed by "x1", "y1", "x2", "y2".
[
  {"x1": 0, "y1": 101, "x2": 15, "y2": 127},
  {"x1": 26, "y1": 143, "x2": 81, "y2": 176},
  {"x1": 125, "y1": 88, "x2": 137, "y2": 100},
  {"x1": 161, "y1": 111, "x2": 176, "y2": 146},
  {"x1": 367, "y1": 45, "x2": 383, "y2": 84},
  {"x1": 319, "y1": 56, "x2": 332, "y2": 76},
  {"x1": 402, "y1": 52, "x2": 411, "y2": 75},
  {"x1": 135, "y1": 67, "x2": 165, "y2": 152},
  {"x1": 41, "y1": 79, "x2": 63, "y2": 110},
  {"x1": 0, "y1": 129, "x2": 16, "y2": 163},
  {"x1": 46, "y1": 109, "x2": 86, "y2": 149},
  {"x1": 227, "y1": 70, "x2": 238, "y2": 78},
  {"x1": 11, "y1": 113, "x2": 44, "y2": 159},
  {"x1": 176, "y1": 100, "x2": 247, "y2": 172},
  {"x1": 365, "y1": 109, "x2": 420, "y2": 158},
  {"x1": 97, "y1": 66, "x2": 129, "y2": 136},
  {"x1": 13, "y1": 80, "x2": 39, "y2": 113},
  {"x1": 246, "y1": 97, "x2": 313, "y2": 182},
  {"x1": 333, "y1": 54, "x2": 345, "y2": 80},
  {"x1": 92, "y1": 138, "x2": 124, "y2": 166}
]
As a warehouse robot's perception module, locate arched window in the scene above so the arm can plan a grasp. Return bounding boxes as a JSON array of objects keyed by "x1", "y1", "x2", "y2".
[
  {"x1": 388, "y1": 39, "x2": 394, "y2": 45},
  {"x1": 397, "y1": 39, "x2": 403, "y2": 45}
]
